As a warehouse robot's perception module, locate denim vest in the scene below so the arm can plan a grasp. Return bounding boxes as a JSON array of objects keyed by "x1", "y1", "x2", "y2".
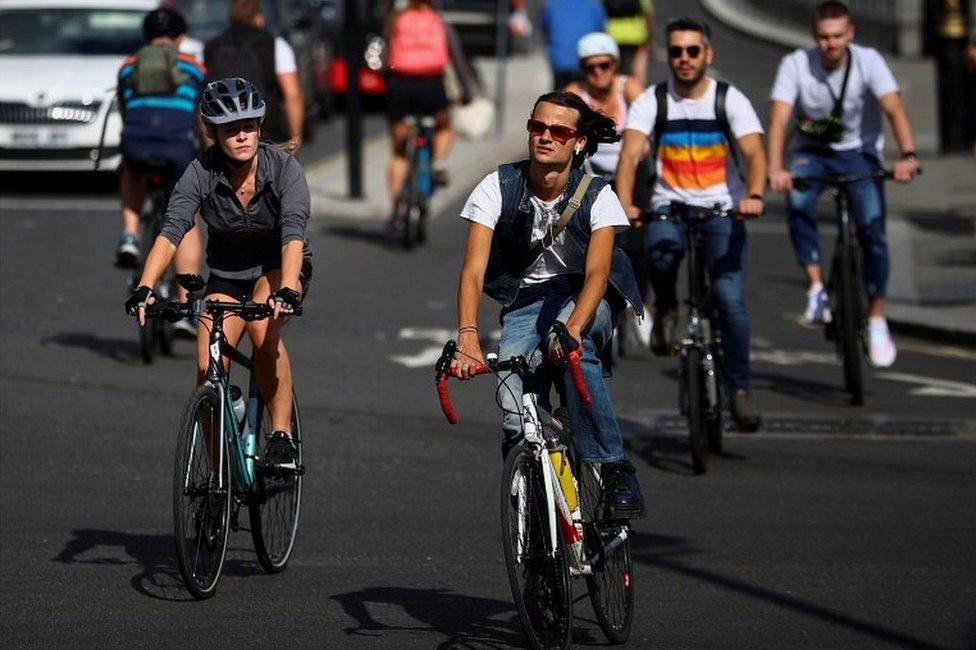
[{"x1": 483, "y1": 161, "x2": 642, "y2": 315}]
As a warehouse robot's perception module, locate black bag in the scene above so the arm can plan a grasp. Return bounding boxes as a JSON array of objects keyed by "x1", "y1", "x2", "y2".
[
  {"x1": 795, "y1": 48, "x2": 851, "y2": 145},
  {"x1": 205, "y1": 39, "x2": 265, "y2": 94},
  {"x1": 603, "y1": 0, "x2": 644, "y2": 18}
]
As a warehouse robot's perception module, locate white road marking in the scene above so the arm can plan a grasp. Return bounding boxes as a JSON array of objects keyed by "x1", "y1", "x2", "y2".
[
  {"x1": 390, "y1": 346, "x2": 445, "y2": 369},
  {"x1": 876, "y1": 373, "x2": 976, "y2": 399},
  {"x1": 751, "y1": 349, "x2": 838, "y2": 366}
]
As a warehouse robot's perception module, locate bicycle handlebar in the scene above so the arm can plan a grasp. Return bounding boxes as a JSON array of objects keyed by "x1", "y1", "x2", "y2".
[
  {"x1": 793, "y1": 168, "x2": 921, "y2": 188},
  {"x1": 433, "y1": 323, "x2": 592, "y2": 425},
  {"x1": 144, "y1": 299, "x2": 303, "y2": 322}
]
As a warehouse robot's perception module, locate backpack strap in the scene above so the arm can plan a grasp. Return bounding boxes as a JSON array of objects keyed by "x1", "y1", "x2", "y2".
[
  {"x1": 714, "y1": 80, "x2": 744, "y2": 182},
  {"x1": 525, "y1": 175, "x2": 594, "y2": 269},
  {"x1": 649, "y1": 82, "x2": 668, "y2": 165}
]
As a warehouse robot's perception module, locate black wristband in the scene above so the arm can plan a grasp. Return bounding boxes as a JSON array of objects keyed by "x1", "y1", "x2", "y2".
[
  {"x1": 900, "y1": 151, "x2": 918, "y2": 160},
  {"x1": 749, "y1": 194, "x2": 765, "y2": 201}
]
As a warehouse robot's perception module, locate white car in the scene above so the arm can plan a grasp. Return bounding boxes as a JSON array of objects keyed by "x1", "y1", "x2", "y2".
[{"x1": 0, "y1": 0, "x2": 158, "y2": 172}]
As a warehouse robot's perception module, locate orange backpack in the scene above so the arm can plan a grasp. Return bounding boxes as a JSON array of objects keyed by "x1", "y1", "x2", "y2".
[{"x1": 388, "y1": 8, "x2": 449, "y2": 77}]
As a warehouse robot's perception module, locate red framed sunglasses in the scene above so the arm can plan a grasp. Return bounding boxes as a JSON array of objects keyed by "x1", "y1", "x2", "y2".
[{"x1": 526, "y1": 119, "x2": 578, "y2": 143}]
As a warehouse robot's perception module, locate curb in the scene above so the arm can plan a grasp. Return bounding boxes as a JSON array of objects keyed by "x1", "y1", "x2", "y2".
[{"x1": 700, "y1": 0, "x2": 809, "y2": 50}]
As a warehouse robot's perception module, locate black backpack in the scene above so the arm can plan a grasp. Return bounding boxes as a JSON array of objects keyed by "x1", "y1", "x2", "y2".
[
  {"x1": 603, "y1": 0, "x2": 644, "y2": 18},
  {"x1": 648, "y1": 80, "x2": 743, "y2": 184}
]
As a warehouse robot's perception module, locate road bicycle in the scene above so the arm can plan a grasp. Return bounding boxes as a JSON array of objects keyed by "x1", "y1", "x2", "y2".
[
  {"x1": 144, "y1": 275, "x2": 304, "y2": 599},
  {"x1": 644, "y1": 202, "x2": 735, "y2": 475},
  {"x1": 128, "y1": 171, "x2": 182, "y2": 364},
  {"x1": 435, "y1": 322, "x2": 634, "y2": 649},
  {"x1": 793, "y1": 170, "x2": 904, "y2": 406},
  {"x1": 393, "y1": 114, "x2": 437, "y2": 250}
]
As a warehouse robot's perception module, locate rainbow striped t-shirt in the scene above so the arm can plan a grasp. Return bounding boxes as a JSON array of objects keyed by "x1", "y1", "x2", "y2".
[{"x1": 625, "y1": 78, "x2": 763, "y2": 210}]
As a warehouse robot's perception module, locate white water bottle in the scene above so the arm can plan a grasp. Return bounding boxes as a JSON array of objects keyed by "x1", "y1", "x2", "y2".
[{"x1": 229, "y1": 385, "x2": 246, "y2": 427}]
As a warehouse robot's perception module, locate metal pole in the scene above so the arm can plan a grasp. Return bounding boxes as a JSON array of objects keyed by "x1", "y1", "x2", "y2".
[
  {"x1": 344, "y1": 0, "x2": 364, "y2": 198},
  {"x1": 494, "y1": 0, "x2": 511, "y2": 137},
  {"x1": 935, "y1": 0, "x2": 970, "y2": 153}
]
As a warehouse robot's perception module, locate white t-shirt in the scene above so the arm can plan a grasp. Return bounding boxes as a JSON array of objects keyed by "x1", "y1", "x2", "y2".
[
  {"x1": 275, "y1": 37, "x2": 298, "y2": 75},
  {"x1": 625, "y1": 78, "x2": 763, "y2": 210},
  {"x1": 460, "y1": 171, "x2": 630, "y2": 286},
  {"x1": 770, "y1": 43, "x2": 899, "y2": 158}
]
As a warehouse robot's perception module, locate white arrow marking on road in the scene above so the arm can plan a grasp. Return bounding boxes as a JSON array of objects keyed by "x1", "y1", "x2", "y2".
[
  {"x1": 751, "y1": 349, "x2": 839, "y2": 366},
  {"x1": 390, "y1": 346, "x2": 445, "y2": 369},
  {"x1": 876, "y1": 372, "x2": 976, "y2": 398},
  {"x1": 398, "y1": 327, "x2": 454, "y2": 342}
]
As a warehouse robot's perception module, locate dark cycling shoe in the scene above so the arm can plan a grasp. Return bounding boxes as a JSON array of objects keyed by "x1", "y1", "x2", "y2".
[
  {"x1": 601, "y1": 460, "x2": 644, "y2": 520},
  {"x1": 433, "y1": 165, "x2": 449, "y2": 188},
  {"x1": 730, "y1": 389, "x2": 762, "y2": 432},
  {"x1": 264, "y1": 431, "x2": 298, "y2": 471},
  {"x1": 650, "y1": 306, "x2": 678, "y2": 356},
  {"x1": 115, "y1": 234, "x2": 140, "y2": 269}
]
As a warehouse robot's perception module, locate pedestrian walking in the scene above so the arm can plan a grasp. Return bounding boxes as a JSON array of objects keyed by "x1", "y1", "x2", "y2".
[
  {"x1": 766, "y1": 0, "x2": 920, "y2": 368},
  {"x1": 605, "y1": 0, "x2": 655, "y2": 85}
]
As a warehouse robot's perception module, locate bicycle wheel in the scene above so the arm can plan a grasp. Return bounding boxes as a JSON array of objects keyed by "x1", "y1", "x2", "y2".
[
  {"x1": 156, "y1": 278, "x2": 175, "y2": 356},
  {"x1": 707, "y1": 344, "x2": 726, "y2": 454},
  {"x1": 249, "y1": 392, "x2": 303, "y2": 573},
  {"x1": 684, "y1": 347, "x2": 709, "y2": 474},
  {"x1": 501, "y1": 444, "x2": 573, "y2": 650},
  {"x1": 173, "y1": 385, "x2": 231, "y2": 599},
  {"x1": 139, "y1": 321, "x2": 155, "y2": 364},
  {"x1": 834, "y1": 246, "x2": 864, "y2": 406},
  {"x1": 579, "y1": 464, "x2": 634, "y2": 645}
]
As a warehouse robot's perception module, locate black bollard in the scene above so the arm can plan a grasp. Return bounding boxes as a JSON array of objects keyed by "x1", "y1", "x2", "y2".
[
  {"x1": 344, "y1": 0, "x2": 364, "y2": 198},
  {"x1": 935, "y1": 0, "x2": 970, "y2": 153}
]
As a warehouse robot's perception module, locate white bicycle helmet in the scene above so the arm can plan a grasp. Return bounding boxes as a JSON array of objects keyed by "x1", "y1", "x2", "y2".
[
  {"x1": 577, "y1": 32, "x2": 620, "y2": 61},
  {"x1": 200, "y1": 77, "x2": 266, "y2": 125}
]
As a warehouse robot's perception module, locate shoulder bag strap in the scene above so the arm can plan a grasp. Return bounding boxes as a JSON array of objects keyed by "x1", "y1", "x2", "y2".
[
  {"x1": 650, "y1": 82, "x2": 669, "y2": 164},
  {"x1": 525, "y1": 175, "x2": 594, "y2": 269}
]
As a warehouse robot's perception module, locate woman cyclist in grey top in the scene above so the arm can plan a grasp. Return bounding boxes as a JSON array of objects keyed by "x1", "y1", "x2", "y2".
[{"x1": 126, "y1": 77, "x2": 311, "y2": 467}]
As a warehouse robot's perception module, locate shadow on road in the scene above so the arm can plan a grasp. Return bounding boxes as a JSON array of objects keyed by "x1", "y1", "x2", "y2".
[
  {"x1": 750, "y1": 370, "x2": 859, "y2": 406},
  {"x1": 0, "y1": 171, "x2": 118, "y2": 195},
  {"x1": 628, "y1": 532, "x2": 946, "y2": 650},
  {"x1": 322, "y1": 224, "x2": 397, "y2": 250},
  {"x1": 40, "y1": 332, "x2": 191, "y2": 365},
  {"x1": 53, "y1": 528, "x2": 260, "y2": 602},
  {"x1": 331, "y1": 586, "x2": 522, "y2": 648},
  {"x1": 622, "y1": 417, "x2": 748, "y2": 476}
]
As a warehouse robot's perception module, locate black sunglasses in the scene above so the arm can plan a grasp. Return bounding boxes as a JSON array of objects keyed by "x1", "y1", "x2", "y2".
[
  {"x1": 583, "y1": 60, "x2": 614, "y2": 74},
  {"x1": 668, "y1": 45, "x2": 703, "y2": 59}
]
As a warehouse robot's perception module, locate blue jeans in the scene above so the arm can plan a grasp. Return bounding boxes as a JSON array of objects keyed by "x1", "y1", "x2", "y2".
[
  {"x1": 498, "y1": 295, "x2": 625, "y2": 463},
  {"x1": 645, "y1": 211, "x2": 751, "y2": 391},
  {"x1": 788, "y1": 149, "x2": 888, "y2": 298}
]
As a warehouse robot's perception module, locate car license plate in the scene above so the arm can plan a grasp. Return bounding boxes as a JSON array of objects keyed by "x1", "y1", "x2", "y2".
[{"x1": 11, "y1": 128, "x2": 71, "y2": 148}]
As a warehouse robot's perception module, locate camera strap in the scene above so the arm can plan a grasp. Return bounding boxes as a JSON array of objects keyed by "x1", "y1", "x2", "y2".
[{"x1": 826, "y1": 47, "x2": 852, "y2": 120}]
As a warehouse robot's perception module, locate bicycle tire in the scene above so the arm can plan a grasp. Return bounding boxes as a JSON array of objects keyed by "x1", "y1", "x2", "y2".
[
  {"x1": 685, "y1": 347, "x2": 709, "y2": 474},
  {"x1": 139, "y1": 321, "x2": 155, "y2": 364},
  {"x1": 836, "y1": 245, "x2": 864, "y2": 406},
  {"x1": 249, "y1": 391, "x2": 303, "y2": 574},
  {"x1": 501, "y1": 444, "x2": 573, "y2": 650},
  {"x1": 173, "y1": 384, "x2": 231, "y2": 599},
  {"x1": 707, "y1": 345, "x2": 726, "y2": 454},
  {"x1": 579, "y1": 465, "x2": 634, "y2": 645}
]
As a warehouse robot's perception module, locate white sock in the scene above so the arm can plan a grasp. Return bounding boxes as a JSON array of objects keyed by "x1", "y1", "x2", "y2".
[
  {"x1": 808, "y1": 282, "x2": 824, "y2": 295},
  {"x1": 868, "y1": 316, "x2": 887, "y2": 329}
]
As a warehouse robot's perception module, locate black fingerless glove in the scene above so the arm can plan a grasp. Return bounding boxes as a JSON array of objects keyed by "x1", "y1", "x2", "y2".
[
  {"x1": 125, "y1": 285, "x2": 155, "y2": 315},
  {"x1": 270, "y1": 287, "x2": 301, "y2": 311}
]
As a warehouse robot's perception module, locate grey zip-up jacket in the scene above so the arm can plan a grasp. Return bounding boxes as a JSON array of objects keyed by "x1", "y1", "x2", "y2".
[{"x1": 160, "y1": 143, "x2": 311, "y2": 279}]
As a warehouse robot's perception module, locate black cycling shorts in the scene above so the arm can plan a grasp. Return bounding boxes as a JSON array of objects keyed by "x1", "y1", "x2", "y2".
[
  {"x1": 386, "y1": 74, "x2": 449, "y2": 123},
  {"x1": 205, "y1": 259, "x2": 312, "y2": 303}
]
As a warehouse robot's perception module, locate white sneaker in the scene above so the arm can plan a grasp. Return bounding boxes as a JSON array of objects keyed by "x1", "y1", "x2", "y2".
[
  {"x1": 631, "y1": 306, "x2": 653, "y2": 349},
  {"x1": 867, "y1": 316, "x2": 897, "y2": 368},
  {"x1": 802, "y1": 285, "x2": 832, "y2": 325}
]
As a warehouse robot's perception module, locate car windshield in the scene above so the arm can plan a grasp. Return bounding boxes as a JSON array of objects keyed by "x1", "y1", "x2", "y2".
[
  {"x1": 0, "y1": 9, "x2": 144, "y2": 55},
  {"x1": 173, "y1": 0, "x2": 279, "y2": 40}
]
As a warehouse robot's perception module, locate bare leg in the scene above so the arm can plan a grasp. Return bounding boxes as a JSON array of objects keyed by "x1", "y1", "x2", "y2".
[
  {"x1": 119, "y1": 164, "x2": 147, "y2": 236},
  {"x1": 388, "y1": 120, "x2": 411, "y2": 211},
  {"x1": 804, "y1": 263, "x2": 824, "y2": 287},
  {"x1": 432, "y1": 107, "x2": 453, "y2": 163},
  {"x1": 249, "y1": 271, "x2": 294, "y2": 433},
  {"x1": 867, "y1": 297, "x2": 885, "y2": 318},
  {"x1": 174, "y1": 217, "x2": 202, "y2": 302}
]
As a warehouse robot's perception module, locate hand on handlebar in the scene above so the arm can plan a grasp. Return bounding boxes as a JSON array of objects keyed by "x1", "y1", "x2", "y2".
[
  {"x1": 769, "y1": 169, "x2": 794, "y2": 194},
  {"x1": 125, "y1": 285, "x2": 156, "y2": 327},
  {"x1": 547, "y1": 323, "x2": 582, "y2": 365},
  {"x1": 736, "y1": 196, "x2": 764, "y2": 219},
  {"x1": 892, "y1": 157, "x2": 920, "y2": 184},
  {"x1": 451, "y1": 331, "x2": 487, "y2": 380},
  {"x1": 268, "y1": 286, "x2": 301, "y2": 321}
]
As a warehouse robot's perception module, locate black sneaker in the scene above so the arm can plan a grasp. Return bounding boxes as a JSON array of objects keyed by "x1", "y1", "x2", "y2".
[
  {"x1": 650, "y1": 307, "x2": 678, "y2": 356},
  {"x1": 601, "y1": 460, "x2": 645, "y2": 520},
  {"x1": 730, "y1": 389, "x2": 762, "y2": 432},
  {"x1": 264, "y1": 431, "x2": 298, "y2": 471}
]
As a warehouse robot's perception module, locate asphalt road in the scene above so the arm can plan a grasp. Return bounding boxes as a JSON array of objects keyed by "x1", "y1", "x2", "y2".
[{"x1": 3, "y1": 15, "x2": 976, "y2": 650}]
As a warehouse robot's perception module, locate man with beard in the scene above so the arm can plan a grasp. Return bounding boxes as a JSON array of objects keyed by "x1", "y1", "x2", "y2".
[{"x1": 614, "y1": 17, "x2": 767, "y2": 431}]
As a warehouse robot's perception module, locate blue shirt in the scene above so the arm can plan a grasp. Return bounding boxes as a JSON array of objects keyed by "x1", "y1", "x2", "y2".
[{"x1": 540, "y1": 0, "x2": 607, "y2": 73}]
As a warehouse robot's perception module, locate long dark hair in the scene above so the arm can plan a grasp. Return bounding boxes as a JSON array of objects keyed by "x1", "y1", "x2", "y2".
[{"x1": 532, "y1": 91, "x2": 619, "y2": 168}]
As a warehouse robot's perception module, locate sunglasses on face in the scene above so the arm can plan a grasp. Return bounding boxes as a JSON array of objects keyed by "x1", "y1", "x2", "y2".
[
  {"x1": 526, "y1": 119, "x2": 578, "y2": 143},
  {"x1": 583, "y1": 60, "x2": 614, "y2": 74},
  {"x1": 668, "y1": 45, "x2": 703, "y2": 59}
]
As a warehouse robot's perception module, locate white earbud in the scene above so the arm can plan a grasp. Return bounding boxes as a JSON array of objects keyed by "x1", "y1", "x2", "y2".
[{"x1": 574, "y1": 145, "x2": 583, "y2": 154}]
